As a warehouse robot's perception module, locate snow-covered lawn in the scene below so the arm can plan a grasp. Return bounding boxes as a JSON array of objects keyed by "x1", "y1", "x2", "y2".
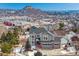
[{"x1": 41, "y1": 49, "x2": 76, "y2": 56}]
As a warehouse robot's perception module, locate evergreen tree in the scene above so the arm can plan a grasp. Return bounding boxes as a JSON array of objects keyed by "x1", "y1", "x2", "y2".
[
  {"x1": 72, "y1": 28, "x2": 78, "y2": 33},
  {"x1": 13, "y1": 27, "x2": 19, "y2": 38},
  {"x1": 1, "y1": 42, "x2": 12, "y2": 54},
  {"x1": 25, "y1": 39, "x2": 31, "y2": 51},
  {"x1": 0, "y1": 32, "x2": 6, "y2": 43},
  {"x1": 59, "y1": 22, "x2": 64, "y2": 30},
  {"x1": 0, "y1": 27, "x2": 20, "y2": 54},
  {"x1": 6, "y1": 31, "x2": 13, "y2": 42},
  {"x1": 12, "y1": 27, "x2": 19, "y2": 45}
]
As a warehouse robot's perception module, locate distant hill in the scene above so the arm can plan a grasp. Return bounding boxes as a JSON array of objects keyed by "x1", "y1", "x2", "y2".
[
  {"x1": 0, "y1": 6, "x2": 79, "y2": 17},
  {"x1": 44, "y1": 10, "x2": 79, "y2": 15},
  {"x1": 0, "y1": 6, "x2": 48, "y2": 17}
]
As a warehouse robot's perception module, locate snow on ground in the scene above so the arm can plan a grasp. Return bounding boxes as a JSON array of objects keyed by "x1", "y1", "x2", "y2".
[{"x1": 41, "y1": 49, "x2": 76, "y2": 56}]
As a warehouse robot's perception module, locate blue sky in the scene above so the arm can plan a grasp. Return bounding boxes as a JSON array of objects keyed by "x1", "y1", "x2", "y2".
[{"x1": 0, "y1": 3, "x2": 79, "y2": 11}]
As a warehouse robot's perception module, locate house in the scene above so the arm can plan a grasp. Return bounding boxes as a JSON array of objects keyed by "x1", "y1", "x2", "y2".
[
  {"x1": 60, "y1": 31, "x2": 76, "y2": 52},
  {"x1": 61, "y1": 31, "x2": 76, "y2": 45},
  {"x1": 43, "y1": 24, "x2": 53, "y2": 31},
  {"x1": 28, "y1": 26, "x2": 61, "y2": 49},
  {"x1": 3, "y1": 21, "x2": 15, "y2": 26},
  {"x1": 71, "y1": 36, "x2": 79, "y2": 50},
  {"x1": 29, "y1": 26, "x2": 54, "y2": 49},
  {"x1": 51, "y1": 29, "x2": 69, "y2": 49},
  {"x1": 43, "y1": 23, "x2": 59, "y2": 31}
]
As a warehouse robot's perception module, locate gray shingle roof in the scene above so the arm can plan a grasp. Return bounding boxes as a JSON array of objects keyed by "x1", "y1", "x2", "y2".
[
  {"x1": 29, "y1": 26, "x2": 40, "y2": 34},
  {"x1": 29, "y1": 26, "x2": 53, "y2": 36}
]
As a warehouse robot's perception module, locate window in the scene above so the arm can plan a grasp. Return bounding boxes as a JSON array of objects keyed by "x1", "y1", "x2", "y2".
[
  {"x1": 32, "y1": 36, "x2": 34, "y2": 38},
  {"x1": 46, "y1": 37, "x2": 48, "y2": 40},
  {"x1": 44, "y1": 37, "x2": 48, "y2": 40},
  {"x1": 44, "y1": 37, "x2": 45, "y2": 39},
  {"x1": 37, "y1": 35, "x2": 40, "y2": 37},
  {"x1": 32, "y1": 41, "x2": 34, "y2": 43},
  {"x1": 37, "y1": 38, "x2": 40, "y2": 41},
  {"x1": 68, "y1": 43, "x2": 70, "y2": 45}
]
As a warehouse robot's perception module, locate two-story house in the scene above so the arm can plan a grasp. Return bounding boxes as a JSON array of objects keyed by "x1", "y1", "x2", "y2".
[{"x1": 28, "y1": 26, "x2": 61, "y2": 49}]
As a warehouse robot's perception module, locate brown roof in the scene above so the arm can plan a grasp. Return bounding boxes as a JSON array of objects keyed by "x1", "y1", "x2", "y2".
[
  {"x1": 52, "y1": 29, "x2": 69, "y2": 37},
  {"x1": 71, "y1": 36, "x2": 79, "y2": 47},
  {"x1": 71, "y1": 36, "x2": 79, "y2": 41}
]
